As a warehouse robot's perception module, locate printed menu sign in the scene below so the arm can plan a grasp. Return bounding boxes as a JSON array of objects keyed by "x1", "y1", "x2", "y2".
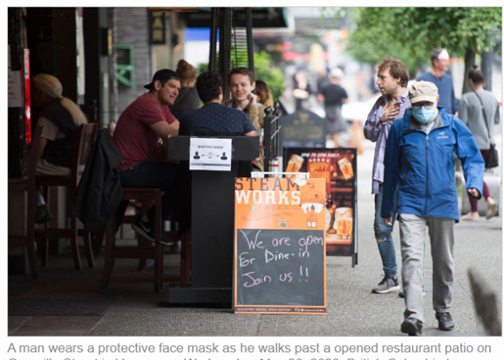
[
  {"x1": 234, "y1": 177, "x2": 326, "y2": 314},
  {"x1": 284, "y1": 148, "x2": 357, "y2": 258}
]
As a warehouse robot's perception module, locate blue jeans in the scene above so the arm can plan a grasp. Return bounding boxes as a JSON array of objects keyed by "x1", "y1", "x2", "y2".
[
  {"x1": 374, "y1": 183, "x2": 398, "y2": 277},
  {"x1": 120, "y1": 161, "x2": 178, "y2": 224}
]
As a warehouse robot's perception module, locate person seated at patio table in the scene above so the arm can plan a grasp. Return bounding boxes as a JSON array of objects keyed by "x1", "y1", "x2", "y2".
[
  {"x1": 169, "y1": 59, "x2": 201, "y2": 120},
  {"x1": 31, "y1": 74, "x2": 88, "y2": 223},
  {"x1": 113, "y1": 69, "x2": 180, "y2": 246},
  {"x1": 179, "y1": 71, "x2": 257, "y2": 136}
]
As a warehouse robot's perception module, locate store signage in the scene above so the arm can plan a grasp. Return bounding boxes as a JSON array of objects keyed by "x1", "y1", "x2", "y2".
[
  {"x1": 284, "y1": 148, "x2": 357, "y2": 259},
  {"x1": 234, "y1": 177, "x2": 327, "y2": 314},
  {"x1": 149, "y1": 12, "x2": 166, "y2": 44}
]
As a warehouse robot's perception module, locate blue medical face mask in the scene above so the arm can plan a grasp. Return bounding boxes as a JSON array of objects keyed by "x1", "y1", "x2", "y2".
[{"x1": 412, "y1": 105, "x2": 436, "y2": 123}]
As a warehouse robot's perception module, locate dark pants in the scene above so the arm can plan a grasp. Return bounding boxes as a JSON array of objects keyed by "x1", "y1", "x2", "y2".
[
  {"x1": 119, "y1": 161, "x2": 178, "y2": 224},
  {"x1": 470, "y1": 149, "x2": 491, "y2": 212}
]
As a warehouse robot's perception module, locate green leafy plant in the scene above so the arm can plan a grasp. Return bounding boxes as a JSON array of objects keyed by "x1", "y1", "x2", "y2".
[{"x1": 345, "y1": 7, "x2": 502, "y2": 93}]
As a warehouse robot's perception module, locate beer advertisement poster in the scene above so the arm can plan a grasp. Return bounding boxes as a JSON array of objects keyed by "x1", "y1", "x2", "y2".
[
  {"x1": 284, "y1": 148, "x2": 357, "y2": 258},
  {"x1": 233, "y1": 177, "x2": 327, "y2": 315}
]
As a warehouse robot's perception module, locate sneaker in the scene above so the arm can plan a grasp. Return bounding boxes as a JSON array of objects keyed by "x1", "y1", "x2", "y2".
[
  {"x1": 486, "y1": 197, "x2": 497, "y2": 220},
  {"x1": 132, "y1": 218, "x2": 174, "y2": 246},
  {"x1": 401, "y1": 317, "x2": 423, "y2": 336},
  {"x1": 398, "y1": 289, "x2": 426, "y2": 298},
  {"x1": 372, "y1": 274, "x2": 400, "y2": 294},
  {"x1": 462, "y1": 212, "x2": 479, "y2": 221},
  {"x1": 436, "y1": 311, "x2": 455, "y2": 331},
  {"x1": 35, "y1": 204, "x2": 53, "y2": 224}
]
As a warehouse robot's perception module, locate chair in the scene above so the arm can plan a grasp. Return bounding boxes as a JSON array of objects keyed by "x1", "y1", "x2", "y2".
[
  {"x1": 100, "y1": 188, "x2": 165, "y2": 292},
  {"x1": 8, "y1": 126, "x2": 43, "y2": 279},
  {"x1": 35, "y1": 123, "x2": 99, "y2": 270},
  {"x1": 99, "y1": 178, "x2": 190, "y2": 292}
]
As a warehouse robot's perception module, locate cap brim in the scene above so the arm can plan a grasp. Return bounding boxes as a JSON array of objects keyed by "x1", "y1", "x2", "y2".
[
  {"x1": 410, "y1": 95, "x2": 437, "y2": 104},
  {"x1": 144, "y1": 83, "x2": 152, "y2": 90}
]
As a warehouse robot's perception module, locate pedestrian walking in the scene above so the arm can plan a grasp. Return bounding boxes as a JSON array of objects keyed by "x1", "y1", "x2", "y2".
[
  {"x1": 317, "y1": 67, "x2": 349, "y2": 148},
  {"x1": 382, "y1": 81, "x2": 484, "y2": 336},
  {"x1": 458, "y1": 64, "x2": 501, "y2": 221},
  {"x1": 363, "y1": 57, "x2": 410, "y2": 294},
  {"x1": 417, "y1": 48, "x2": 458, "y2": 115}
]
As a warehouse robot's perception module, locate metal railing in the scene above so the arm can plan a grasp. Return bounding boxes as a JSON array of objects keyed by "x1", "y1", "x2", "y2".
[{"x1": 263, "y1": 102, "x2": 282, "y2": 172}]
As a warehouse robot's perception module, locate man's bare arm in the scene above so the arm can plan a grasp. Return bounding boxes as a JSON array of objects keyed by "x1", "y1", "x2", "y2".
[
  {"x1": 150, "y1": 120, "x2": 180, "y2": 140},
  {"x1": 245, "y1": 130, "x2": 257, "y2": 137}
]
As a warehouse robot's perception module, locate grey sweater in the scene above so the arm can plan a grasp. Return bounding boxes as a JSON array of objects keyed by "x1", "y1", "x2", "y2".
[{"x1": 458, "y1": 90, "x2": 501, "y2": 150}]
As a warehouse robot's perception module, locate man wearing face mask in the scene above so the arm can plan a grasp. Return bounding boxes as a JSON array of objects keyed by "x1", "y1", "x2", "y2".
[{"x1": 381, "y1": 81, "x2": 484, "y2": 336}]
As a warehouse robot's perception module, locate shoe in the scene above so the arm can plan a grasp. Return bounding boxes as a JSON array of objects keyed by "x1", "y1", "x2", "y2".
[
  {"x1": 486, "y1": 197, "x2": 497, "y2": 219},
  {"x1": 164, "y1": 241, "x2": 181, "y2": 254},
  {"x1": 401, "y1": 317, "x2": 423, "y2": 336},
  {"x1": 372, "y1": 274, "x2": 400, "y2": 294},
  {"x1": 35, "y1": 204, "x2": 53, "y2": 224},
  {"x1": 436, "y1": 312, "x2": 455, "y2": 331},
  {"x1": 398, "y1": 290, "x2": 425, "y2": 298},
  {"x1": 132, "y1": 218, "x2": 174, "y2": 246},
  {"x1": 462, "y1": 212, "x2": 479, "y2": 221}
]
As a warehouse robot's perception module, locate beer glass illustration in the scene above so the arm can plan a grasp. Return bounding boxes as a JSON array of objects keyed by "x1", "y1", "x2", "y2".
[
  {"x1": 337, "y1": 156, "x2": 354, "y2": 180},
  {"x1": 286, "y1": 154, "x2": 304, "y2": 177},
  {"x1": 335, "y1": 207, "x2": 353, "y2": 241}
]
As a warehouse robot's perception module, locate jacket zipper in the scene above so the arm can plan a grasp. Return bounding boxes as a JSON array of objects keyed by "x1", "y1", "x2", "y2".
[{"x1": 424, "y1": 133, "x2": 429, "y2": 216}]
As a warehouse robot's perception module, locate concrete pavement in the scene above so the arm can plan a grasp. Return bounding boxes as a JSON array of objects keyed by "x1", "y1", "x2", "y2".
[{"x1": 8, "y1": 138, "x2": 502, "y2": 336}]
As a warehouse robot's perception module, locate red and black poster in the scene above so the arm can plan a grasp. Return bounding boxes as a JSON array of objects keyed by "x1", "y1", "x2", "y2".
[{"x1": 284, "y1": 148, "x2": 357, "y2": 264}]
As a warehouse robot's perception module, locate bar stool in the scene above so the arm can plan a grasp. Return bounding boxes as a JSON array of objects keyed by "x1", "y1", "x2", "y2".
[
  {"x1": 35, "y1": 123, "x2": 99, "y2": 270},
  {"x1": 100, "y1": 188, "x2": 165, "y2": 292}
]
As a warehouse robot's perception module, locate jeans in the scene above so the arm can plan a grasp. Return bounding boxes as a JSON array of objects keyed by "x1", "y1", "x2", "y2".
[
  {"x1": 374, "y1": 183, "x2": 398, "y2": 277},
  {"x1": 119, "y1": 161, "x2": 178, "y2": 225}
]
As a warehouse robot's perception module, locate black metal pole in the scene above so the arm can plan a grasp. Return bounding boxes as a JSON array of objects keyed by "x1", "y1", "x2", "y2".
[
  {"x1": 263, "y1": 106, "x2": 273, "y2": 170},
  {"x1": 209, "y1": 8, "x2": 219, "y2": 73},
  {"x1": 219, "y1": 8, "x2": 232, "y2": 102},
  {"x1": 245, "y1": 7, "x2": 254, "y2": 74}
]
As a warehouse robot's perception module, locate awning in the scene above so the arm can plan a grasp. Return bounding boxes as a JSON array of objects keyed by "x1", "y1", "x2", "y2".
[{"x1": 178, "y1": 8, "x2": 288, "y2": 28}]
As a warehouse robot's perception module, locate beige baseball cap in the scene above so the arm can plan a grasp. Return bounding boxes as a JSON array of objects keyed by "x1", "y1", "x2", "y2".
[{"x1": 409, "y1": 81, "x2": 438, "y2": 104}]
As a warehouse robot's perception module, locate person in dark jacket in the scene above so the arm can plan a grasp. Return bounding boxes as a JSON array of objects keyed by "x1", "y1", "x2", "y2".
[
  {"x1": 382, "y1": 81, "x2": 484, "y2": 336},
  {"x1": 31, "y1": 74, "x2": 88, "y2": 223},
  {"x1": 169, "y1": 59, "x2": 200, "y2": 119}
]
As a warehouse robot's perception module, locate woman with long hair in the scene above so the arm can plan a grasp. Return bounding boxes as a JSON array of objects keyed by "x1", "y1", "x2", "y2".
[
  {"x1": 255, "y1": 80, "x2": 274, "y2": 107},
  {"x1": 32, "y1": 74, "x2": 88, "y2": 222},
  {"x1": 170, "y1": 59, "x2": 201, "y2": 119},
  {"x1": 459, "y1": 65, "x2": 500, "y2": 221}
]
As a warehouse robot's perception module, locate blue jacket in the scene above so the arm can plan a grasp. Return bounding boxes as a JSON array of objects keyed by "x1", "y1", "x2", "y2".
[{"x1": 381, "y1": 108, "x2": 484, "y2": 222}]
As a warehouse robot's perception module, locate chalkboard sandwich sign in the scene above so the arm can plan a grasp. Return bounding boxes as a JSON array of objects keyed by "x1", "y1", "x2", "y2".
[{"x1": 233, "y1": 177, "x2": 327, "y2": 314}]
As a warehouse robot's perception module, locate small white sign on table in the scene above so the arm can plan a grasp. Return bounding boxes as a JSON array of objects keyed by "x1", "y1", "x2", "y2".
[{"x1": 189, "y1": 138, "x2": 232, "y2": 171}]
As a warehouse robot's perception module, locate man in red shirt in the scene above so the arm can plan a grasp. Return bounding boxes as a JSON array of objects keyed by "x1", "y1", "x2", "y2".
[{"x1": 113, "y1": 69, "x2": 181, "y2": 245}]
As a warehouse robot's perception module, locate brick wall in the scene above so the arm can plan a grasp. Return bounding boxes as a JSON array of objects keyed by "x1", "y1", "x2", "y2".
[{"x1": 114, "y1": 8, "x2": 151, "y2": 120}]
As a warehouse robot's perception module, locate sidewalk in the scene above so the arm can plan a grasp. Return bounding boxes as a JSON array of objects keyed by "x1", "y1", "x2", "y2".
[{"x1": 8, "y1": 140, "x2": 502, "y2": 336}]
